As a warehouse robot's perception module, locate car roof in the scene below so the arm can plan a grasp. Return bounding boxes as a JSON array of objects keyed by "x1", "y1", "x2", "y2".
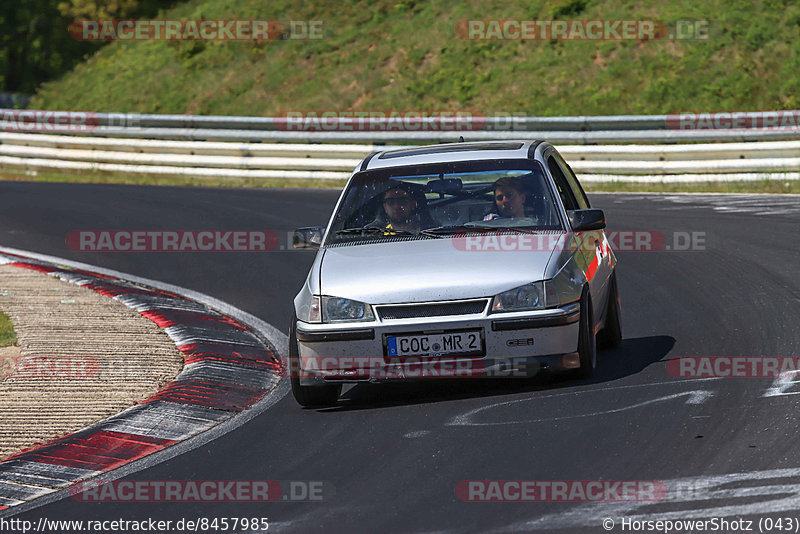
[{"x1": 361, "y1": 140, "x2": 549, "y2": 171}]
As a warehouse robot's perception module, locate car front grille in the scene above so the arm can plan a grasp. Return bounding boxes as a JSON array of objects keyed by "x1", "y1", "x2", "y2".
[{"x1": 377, "y1": 300, "x2": 488, "y2": 320}]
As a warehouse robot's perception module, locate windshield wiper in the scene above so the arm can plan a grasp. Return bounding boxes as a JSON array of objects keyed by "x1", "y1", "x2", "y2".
[
  {"x1": 419, "y1": 224, "x2": 492, "y2": 236},
  {"x1": 420, "y1": 224, "x2": 538, "y2": 237},
  {"x1": 335, "y1": 226, "x2": 416, "y2": 237}
]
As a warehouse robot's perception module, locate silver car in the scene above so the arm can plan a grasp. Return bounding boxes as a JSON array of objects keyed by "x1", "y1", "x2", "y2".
[{"x1": 290, "y1": 140, "x2": 621, "y2": 407}]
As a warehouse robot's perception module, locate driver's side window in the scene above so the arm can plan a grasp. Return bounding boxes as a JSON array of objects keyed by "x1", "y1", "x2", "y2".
[{"x1": 548, "y1": 156, "x2": 579, "y2": 211}]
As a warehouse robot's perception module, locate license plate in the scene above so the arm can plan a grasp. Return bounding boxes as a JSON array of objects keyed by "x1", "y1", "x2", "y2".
[{"x1": 387, "y1": 330, "x2": 483, "y2": 358}]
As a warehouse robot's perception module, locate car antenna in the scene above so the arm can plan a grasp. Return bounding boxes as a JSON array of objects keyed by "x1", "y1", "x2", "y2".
[{"x1": 458, "y1": 136, "x2": 465, "y2": 142}]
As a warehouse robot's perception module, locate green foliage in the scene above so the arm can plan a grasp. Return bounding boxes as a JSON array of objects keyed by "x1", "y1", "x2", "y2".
[
  {"x1": 57, "y1": 0, "x2": 175, "y2": 19},
  {"x1": 0, "y1": 311, "x2": 16, "y2": 347},
  {"x1": 20, "y1": 0, "x2": 800, "y2": 116},
  {"x1": 0, "y1": 1, "x2": 96, "y2": 94},
  {"x1": 0, "y1": 1, "x2": 175, "y2": 95},
  {"x1": 57, "y1": 0, "x2": 142, "y2": 19},
  {"x1": 547, "y1": 0, "x2": 592, "y2": 18}
]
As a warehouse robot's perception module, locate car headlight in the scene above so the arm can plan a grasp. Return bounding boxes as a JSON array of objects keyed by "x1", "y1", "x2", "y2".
[
  {"x1": 322, "y1": 296, "x2": 374, "y2": 323},
  {"x1": 307, "y1": 295, "x2": 323, "y2": 323},
  {"x1": 543, "y1": 259, "x2": 584, "y2": 308},
  {"x1": 491, "y1": 282, "x2": 545, "y2": 313},
  {"x1": 295, "y1": 284, "x2": 322, "y2": 323}
]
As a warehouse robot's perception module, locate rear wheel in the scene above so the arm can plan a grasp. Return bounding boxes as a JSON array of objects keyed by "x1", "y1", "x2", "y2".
[
  {"x1": 574, "y1": 289, "x2": 596, "y2": 379},
  {"x1": 289, "y1": 315, "x2": 342, "y2": 407},
  {"x1": 598, "y1": 272, "x2": 623, "y2": 349}
]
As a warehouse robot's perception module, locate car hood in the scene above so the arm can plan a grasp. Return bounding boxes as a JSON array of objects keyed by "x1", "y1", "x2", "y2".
[{"x1": 318, "y1": 233, "x2": 565, "y2": 304}]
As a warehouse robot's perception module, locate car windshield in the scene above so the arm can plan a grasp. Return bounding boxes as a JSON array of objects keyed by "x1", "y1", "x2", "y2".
[{"x1": 326, "y1": 159, "x2": 562, "y2": 244}]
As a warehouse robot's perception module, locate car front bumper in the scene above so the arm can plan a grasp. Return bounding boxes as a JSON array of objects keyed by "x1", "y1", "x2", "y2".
[{"x1": 293, "y1": 302, "x2": 581, "y2": 385}]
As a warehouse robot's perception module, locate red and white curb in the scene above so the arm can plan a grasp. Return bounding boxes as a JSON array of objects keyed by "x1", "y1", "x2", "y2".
[{"x1": 0, "y1": 249, "x2": 286, "y2": 511}]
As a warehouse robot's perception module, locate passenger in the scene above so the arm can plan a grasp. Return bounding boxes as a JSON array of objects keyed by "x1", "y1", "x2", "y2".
[{"x1": 484, "y1": 176, "x2": 528, "y2": 220}]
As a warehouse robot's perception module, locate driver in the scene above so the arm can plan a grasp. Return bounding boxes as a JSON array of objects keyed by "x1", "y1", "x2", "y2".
[
  {"x1": 381, "y1": 187, "x2": 420, "y2": 232},
  {"x1": 484, "y1": 176, "x2": 527, "y2": 220}
]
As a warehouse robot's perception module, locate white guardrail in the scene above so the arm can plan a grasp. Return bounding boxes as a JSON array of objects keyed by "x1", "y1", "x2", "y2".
[{"x1": 1, "y1": 110, "x2": 800, "y2": 183}]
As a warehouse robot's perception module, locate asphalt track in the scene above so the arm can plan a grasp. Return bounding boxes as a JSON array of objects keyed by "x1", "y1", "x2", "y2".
[{"x1": 1, "y1": 182, "x2": 799, "y2": 533}]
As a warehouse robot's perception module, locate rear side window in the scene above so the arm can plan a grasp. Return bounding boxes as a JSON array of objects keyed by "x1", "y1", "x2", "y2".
[
  {"x1": 547, "y1": 156, "x2": 579, "y2": 211},
  {"x1": 553, "y1": 152, "x2": 590, "y2": 209}
]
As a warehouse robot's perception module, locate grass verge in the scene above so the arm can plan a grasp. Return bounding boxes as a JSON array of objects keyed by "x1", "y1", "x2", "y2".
[
  {"x1": 0, "y1": 170, "x2": 348, "y2": 190},
  {"x1": 0, "y1": 310, "x2": 17, "y2": 347},
  {"x1": 583, "y1": 180, "x2": 800, "y2": 194},
  {"x1": 2, "y1": 169, "x2": 799, "y2": 194}
]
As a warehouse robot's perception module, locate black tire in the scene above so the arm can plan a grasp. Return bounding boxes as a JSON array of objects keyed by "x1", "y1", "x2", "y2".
[
  {"x1": 289, "y1": 315, "x2": 342, "y2": 408},
  {"x1": 598, "y1": 272, "x2": 623, "y2": 350},
  {"x1": 574, "y1": 289, "x2": 596, "y2": 379}
]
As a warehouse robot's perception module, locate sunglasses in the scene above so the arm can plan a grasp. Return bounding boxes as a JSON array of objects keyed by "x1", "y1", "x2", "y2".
[{"x1": 383, "y1": 197, "x2": 413, "y2": 206}]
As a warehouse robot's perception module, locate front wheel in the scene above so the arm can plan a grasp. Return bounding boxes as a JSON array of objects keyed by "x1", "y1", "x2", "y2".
[
  {"x1": 598, "y1": 272, "x2": 623, "y2": 350},
  {"x1": 289, "y1": 315, "x2": 342, "y2": 407},
  {"x1": 574, "y1": 289, "x2": 596, "y2": 379}
]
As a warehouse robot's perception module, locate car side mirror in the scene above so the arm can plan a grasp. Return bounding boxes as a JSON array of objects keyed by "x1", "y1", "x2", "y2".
[
  {"x1": 293, "y1": 226, "x2": 324, "y2": 249},
  {"x1": 567, "y1": 209, "x2": 606, "y2": 231}
]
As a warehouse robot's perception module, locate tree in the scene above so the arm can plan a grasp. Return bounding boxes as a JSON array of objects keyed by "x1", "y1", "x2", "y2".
[
  {"x1": 0, "y1": 0, "x2": 175, "y2": 99},
  {"x1": 58, "y1": 0, "x2": 165, "y2": 20}
]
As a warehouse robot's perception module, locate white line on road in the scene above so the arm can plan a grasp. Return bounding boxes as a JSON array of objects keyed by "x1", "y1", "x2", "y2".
[{"x1": 447, "y1": 378, "x2": 720, "y2": 427}]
